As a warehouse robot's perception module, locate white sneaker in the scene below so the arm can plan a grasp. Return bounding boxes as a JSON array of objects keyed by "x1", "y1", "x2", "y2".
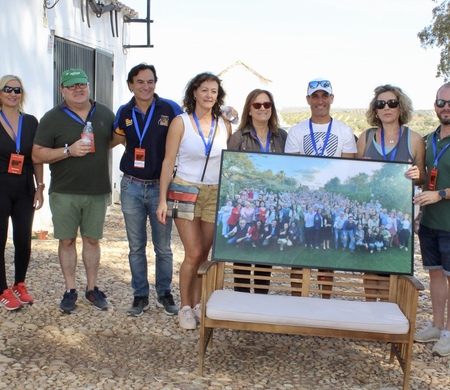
[
  {"x1": 193, "y1": 303, "x2": 202, "y2": 324},
  {"x1": 414, "y1": 322, "x2": 442, "y2": 343},
  {"x1": 178, "y1": 305, "x2": 196, "y2": 330},
  {"x1": 432, "y1": 330, "x2": 450, "y2": 357}
]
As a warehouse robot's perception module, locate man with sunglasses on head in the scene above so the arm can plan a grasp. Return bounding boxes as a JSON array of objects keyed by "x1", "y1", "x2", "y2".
[
  {"x1": 413, "y1": 83, "x2": 450, "y2": 357},
  {"x1": 285, "y1": 79, "x2": 357, "y2": 298},
  {"x1": 32, "y1": 68, "x2": 116, "y2": 314},
  {"x1": 285, "y1": 79, "x2": 357, "y2": 158}
]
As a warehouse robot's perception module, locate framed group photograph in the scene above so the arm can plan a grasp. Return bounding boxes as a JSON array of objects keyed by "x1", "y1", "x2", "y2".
[{"x1": 212, "y1": 150, "x2": 415, "y2": 275}]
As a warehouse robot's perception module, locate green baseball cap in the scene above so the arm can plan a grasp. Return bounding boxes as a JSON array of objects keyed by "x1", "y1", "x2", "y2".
[{"x1": 60, "y1": 68, "x2": 88, "y2": 87}]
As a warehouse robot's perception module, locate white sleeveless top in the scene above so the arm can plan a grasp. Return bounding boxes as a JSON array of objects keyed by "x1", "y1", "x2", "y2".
[{"x1": 176, "y1": 113, "x2": 228, "y2": 185}]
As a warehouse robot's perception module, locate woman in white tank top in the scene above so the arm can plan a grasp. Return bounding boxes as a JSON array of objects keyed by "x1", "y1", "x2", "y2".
[{"x1": 156, "y1": 72, "x2": 231, "y2": 330}]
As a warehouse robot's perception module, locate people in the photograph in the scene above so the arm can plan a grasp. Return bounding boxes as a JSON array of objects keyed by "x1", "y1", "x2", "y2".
[
  {"x1": 304, "y1": 206, "x2": 316, "y2": 248},
  {"x1": 288, "y1": 221, "x2": 301, "y2": 247},
  {"x1": 277, "y1": 222, "x2": 291, "y2": 251},
  {"x1": 398, "y1": 213, "x2": 411, "y2": 251},
  {"x1": 218, "y1": 200, "x2": 233, "y2": 237},
  {"x1": 321, "y1": 208, "x2": 333, "y2": 250},
  {"x1": 363, "y1": 228, "x2": 376, "y2": 254},
  {"x1": 240, "y1": 201, "x2": 255, "y2": 224},
  {"x1": 248, "y1": 220, "x2": 265, "y2": 247},
  {"x1": 413, "y1": 82, "x2": 450, "y2": 357},
  {"x1": 156, "y1": 72, "x2": 231, "y2": 330},
  {"x1": 227, "y1": 219, "x2": 250, "y2": 246},
  {"x1": 355, "y1": 224, "x2": 366, "y2": 250},
  {"x1": 227, "y1": 202, "x2": 242, "y2": 232},
  {"x1": 0, "y1": 75, "x2": 44, "y2": 310},
  {"x1": 33, "y1": 69, "x2": 115, "y2": 314},
  {"x1": 112, "y1": 63, "x2": 182, "y2": 317},
  {"x1": 379, "y1": 224, "x2": 391, "y2": 249},
  {"x1": 373, "y1": 227, "x2": 385, "y2": 253},
  {"x1": 227, "y1": 89, "x2": 287, "y2": 294},
  {"x1": 263, "y1": 220, "x2": 278, "y2": 247},
  {"x1": 342, "y1": 214, "x2": 357, "y2": 252},
  {"x1": 313, "y1": 207, "x2": 323, "y2": 249},
  {"x1": 333, "y1": 211, "x2": 347, "y2": 250}
]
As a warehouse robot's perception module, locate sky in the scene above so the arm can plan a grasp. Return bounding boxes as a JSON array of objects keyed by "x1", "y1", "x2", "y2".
[{"x1": 124, "y1": 0, "x2": 445, "y2": 110}]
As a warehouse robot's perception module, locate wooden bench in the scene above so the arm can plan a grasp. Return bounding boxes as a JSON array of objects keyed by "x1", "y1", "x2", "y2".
[{"x1": 198, "y1": 262, "x2": 424, "y2": 390}]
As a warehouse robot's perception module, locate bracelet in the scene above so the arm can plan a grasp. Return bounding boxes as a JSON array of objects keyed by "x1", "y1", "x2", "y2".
[
  {"x1": 37, "y1": 183, "x2": 45, "y2": 189},
  {"x1": 63, "y1": 144, "x2": 71, "y2": 157}
]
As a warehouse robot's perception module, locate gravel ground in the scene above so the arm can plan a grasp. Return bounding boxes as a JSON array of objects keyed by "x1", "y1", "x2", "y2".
[{"x1": 0, "y1": 204, "x2": 449, "y2": 390}]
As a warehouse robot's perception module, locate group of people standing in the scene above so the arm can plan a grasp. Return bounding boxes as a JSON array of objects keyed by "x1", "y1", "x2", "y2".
[
  {"x1": 222, "y1": 191, "x2": 412, "y2": 254},
  {"x1": 0, "y1": 66, "x2": 449, "y2": 355}
]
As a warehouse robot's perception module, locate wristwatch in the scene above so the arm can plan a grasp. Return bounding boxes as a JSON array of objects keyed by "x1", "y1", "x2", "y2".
[{"x1": 439, "y1": 189, "x2": 446, "y2": 200}]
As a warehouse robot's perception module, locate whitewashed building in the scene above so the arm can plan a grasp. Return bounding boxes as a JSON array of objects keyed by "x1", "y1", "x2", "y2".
[
  {"x1": 1, "y1": 0, "x2": 151, "y2": 232},
  {"x1": 218, "y1": 60, "x2": 272, "y2": 122}
]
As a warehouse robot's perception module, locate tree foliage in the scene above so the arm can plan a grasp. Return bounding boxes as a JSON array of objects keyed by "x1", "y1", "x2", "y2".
[
  {"x1": 418, "y1": 0, "x2": 450, "y2": 79},
  {"x1": 281, "y1": 109, "x2": 439, "y2": 138}
]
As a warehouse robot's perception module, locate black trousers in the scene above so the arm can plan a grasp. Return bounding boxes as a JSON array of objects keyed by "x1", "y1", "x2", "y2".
[{"x1": 0, "y1": 173, "x2": 35, "y2": 292}]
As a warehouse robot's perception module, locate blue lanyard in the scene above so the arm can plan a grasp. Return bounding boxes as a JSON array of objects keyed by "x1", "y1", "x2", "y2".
[
  {"x1": 61, "y1": 105, "x2": 96, "y2": 126},
  {"x1": 309, "y1": 118, "x2": 332, "y2": 156},
  {"x1": 251, "y1": 128, "x2": 271, "y2": 152},
  {"x1": 432, "y1": 128, "x2": 450, "y2": 167},
  {"x1": 132, "y1": 100, "x2": 156, "y2": 148},
  {"x1": 381, "y1": 126, "x2": 402, "y2": 161},
  {"x1": 1, "y1": 110, "x2": 22, "y2": 153},
  {"x1": 193, "y1": 112, "x2": 215, "y2": 156}
]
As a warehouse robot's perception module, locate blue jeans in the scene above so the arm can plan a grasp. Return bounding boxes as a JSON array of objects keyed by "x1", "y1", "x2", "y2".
[
  {"x1": 121, "y1": 176, "x2": 173, "y2": 297},
  {"x1": 343, "y1": 230, "x2": 355, "y2": 250}
]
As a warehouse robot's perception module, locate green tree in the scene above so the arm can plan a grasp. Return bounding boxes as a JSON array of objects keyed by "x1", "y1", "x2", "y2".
[{"x1": 418, "y1": 0, "x2": 450, "y2": 79}]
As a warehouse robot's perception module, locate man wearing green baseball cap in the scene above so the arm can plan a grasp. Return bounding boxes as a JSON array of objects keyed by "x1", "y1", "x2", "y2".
[
  {"x1": 60, "y1": 68, "x2": 89, "y2": 86},
  {"x1": 32, "y1": 68, "x2": 116, "y2": 314}
]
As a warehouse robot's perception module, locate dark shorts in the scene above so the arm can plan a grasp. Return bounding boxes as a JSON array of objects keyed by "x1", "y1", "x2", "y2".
[{"x1": 418, "y1": 224, "x2": 450, "y2": 276}]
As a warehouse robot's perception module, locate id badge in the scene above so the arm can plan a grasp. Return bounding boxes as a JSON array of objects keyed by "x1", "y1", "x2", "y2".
[
  {"x1": 134, "y1": 148, "x2": 145, "y2": 168},
  {"x1": 429, "y1": 167, "x2": 438, "y2": 190},
  {"x1": 8, "y1": 153, "x2": 24, "y2": 175}
]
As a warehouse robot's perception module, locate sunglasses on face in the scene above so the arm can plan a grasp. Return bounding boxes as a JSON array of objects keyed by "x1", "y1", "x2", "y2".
[
  {"x1": 251, "y1": 102, "x2": 272, "y2": 109},
  {"x1": 375, "y1": 99, "x2": 399, "y2": 109},
  {"x1": 308, "y1": 80, "x2": 331, "y2": 89},
  {"x1": 435, "y1": 99, "x2": 450, "y2": 108},
  {"x1": 2, "y1": 86, "x2": 22, "y2": 94},
  {"x1": 64, "y1": 83, "x2": 88, "y2": 91}
]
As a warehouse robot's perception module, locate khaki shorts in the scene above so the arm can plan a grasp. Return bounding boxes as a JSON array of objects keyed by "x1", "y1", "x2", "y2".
[
  {"x1": 50, "y1": 192, "x2": 109, "y2": 239},
  {"x1": 173, "y1": 176, "x2": 218, "y2": 223}
]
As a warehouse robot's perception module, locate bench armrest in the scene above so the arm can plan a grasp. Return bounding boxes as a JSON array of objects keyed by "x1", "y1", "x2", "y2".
[{"x1": 395, "y1": 275, "x2": 424, "y2": 324}]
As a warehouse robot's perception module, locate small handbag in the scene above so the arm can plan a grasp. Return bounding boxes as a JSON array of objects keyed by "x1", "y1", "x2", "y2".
[
  {"x1": 166, "y1": 182, "x2": 200, "y2": 221},
  {"x1": 166, "y1": 117, "x2": 218, "y2": 220}
]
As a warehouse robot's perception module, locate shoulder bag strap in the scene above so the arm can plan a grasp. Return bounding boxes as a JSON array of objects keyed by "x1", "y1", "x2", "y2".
[{"x1": 201, "y1": 117, "x2": 218, "y2": 182}]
